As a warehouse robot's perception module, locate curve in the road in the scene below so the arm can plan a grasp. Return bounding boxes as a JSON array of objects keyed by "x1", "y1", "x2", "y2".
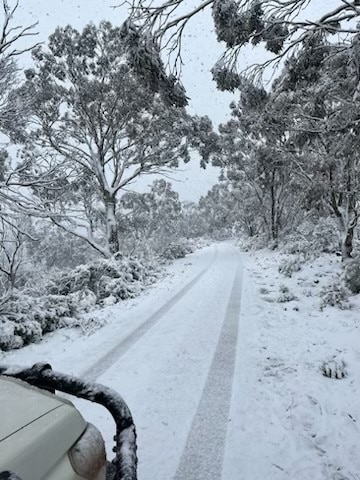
[
  {"x1": 173, "y1": 255, "x2": 243, "y2": 480},
  {"x1": 82, "y1": 247, "x2": 218, "y2": 381}
]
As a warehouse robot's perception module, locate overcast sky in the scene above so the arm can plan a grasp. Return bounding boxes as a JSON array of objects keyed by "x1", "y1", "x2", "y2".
[
  {"x1": 13, "y1": 0, "x2": 341, "y2": 201},
  {"x1": 16, "y1": 0, "x2": 235, "y2": 123}
]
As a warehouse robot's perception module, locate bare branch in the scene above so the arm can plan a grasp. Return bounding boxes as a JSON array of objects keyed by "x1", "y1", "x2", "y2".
[{"x1": 0, "y1": 0, "x2": 40, "y2": 58}]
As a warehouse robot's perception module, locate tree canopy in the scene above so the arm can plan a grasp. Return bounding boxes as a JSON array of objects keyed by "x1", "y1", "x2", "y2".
[
  {"x1": 16, "y1": 21, "x2": 210, "y2": 257},
  {"x1": 205, "y1": 32, "x2": 360, "y2": 258},
  {"x1": 122, "y1": 1, "x2": 360, "y2": 85}
]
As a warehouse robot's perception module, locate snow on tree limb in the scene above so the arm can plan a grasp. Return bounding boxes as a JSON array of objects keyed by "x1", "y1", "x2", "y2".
[
  {"x1": 11, "y1": 22, "x2": 208, "y2": 257},
  {"x1": 121, "y1": 1, "x2": 360, "y2": 84}
]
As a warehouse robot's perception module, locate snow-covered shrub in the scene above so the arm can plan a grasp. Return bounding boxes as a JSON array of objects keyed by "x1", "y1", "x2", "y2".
[
  {"x1": 267, "y1": 240, "x2": 279, "y2": 251},
  {"x1": 320, "y1": 283, "x2": 351, "y2": 310},
  {"x1": 97, "y1": 276, "x2": 141, "y2": 302},
  {"x1": 0, "y1": 320, "x2": 23, "y2": 351},
  {"x1": 344, "y1": 257, "x2": 360, "y2": 294},
  {"x1": 68, "y1": 315, "x2": 106, "y2": 335},
  {"x1": 281, "y1": 218, "x2": 338, "y2": 256},
  {"x1": 12, "y1": 319, "x2": 43, "y2": 345},
  {"x1": 282, "y1": 238, "x2": 309, "y2": 255},
  {"x1": 47, "y1": 256, "x2": 160, "y2": 303},
  {"x1": 311, "y1": 218, "x2": 339, "y2": 254},
  {"x1": 321, "y1": 359, "x2": 347, "y2": 379},
  {"x1": 68, "y1": 289, "x2": 97, "y2": 312},
  {"x1": 0, "y1": 291, "x2": 76, "y2": 350},
  {"x1": 10, "y1": 292, "x2": 74, "y2": 332},
  {"x1": 161, "y1": 241, "x2": 193, "y2": 260},
  {"x1": 278, "y1": 256, "x2": 303, "y2": 277},
  {"x1": 277, "y1": 285, "x2": 298, "y2": 303},
  {"x1": 0, "y1": 255, "x2": 162, "y2": 351},
  {"x1": 239, "y1": 234, "x2": 268, "y2": 251}
]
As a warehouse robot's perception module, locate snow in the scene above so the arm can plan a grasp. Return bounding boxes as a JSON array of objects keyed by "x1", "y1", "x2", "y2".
[
  {"x1": 1, "y1": 243, "x2": 360, "y2": 480},
  {"x1": 224, "y1": 249, "x2": 360, "y2": 480}
]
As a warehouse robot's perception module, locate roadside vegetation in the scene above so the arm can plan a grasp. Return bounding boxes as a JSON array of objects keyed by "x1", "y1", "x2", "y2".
[{"x1": 1, "y1": 1, "x2": 360, "y2": 351}]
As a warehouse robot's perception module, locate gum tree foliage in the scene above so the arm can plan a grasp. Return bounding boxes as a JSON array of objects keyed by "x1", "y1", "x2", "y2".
[
  {"x1": 119, "y1": 19, "x2": 188, "y2": 106},
  {"x1": 197, "y1": 182, "x2": 243, "y2": 239},
  {"x1": 0, "y1": 0, "x2": 40, "y2": 139},
  {"x1": 274, "y1": 36, "x2": 360, "y2": 259},
  {"x1": 0, "y1": 0, "x2": 40, "y2": 179},
  {"x1": 0, "y1": 58, "x2": 25, "y2": 140},
  {"x1": 177, "y1": 201, "x2": 208, "y2": 239},
  {"x1": 118, "y1": 179, "x2": 183, "y2": 256},
  {"x1": 210, "y1": 35, "x2": 360, "y2": 255},
  {"x1": 0, "y1": 1, "x2": 50, "y2": 291},
  {"x1": 25, "y1": 222, "x2": 99, "y2": 271},
  {"x1": 211, "y1": 81, "x2": 300, "y2": 241},
  {"x1": 17, "y1": 22, "x2": 201, "y2": 258},
  {"x1": 122, "y1": 1, "x2": 360, "y2": 86},
  {"x1": 215, "y1": 176, "x2": 267, "y2": 238}
]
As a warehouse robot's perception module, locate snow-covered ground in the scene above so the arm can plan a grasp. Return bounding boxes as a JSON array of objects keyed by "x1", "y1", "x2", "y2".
[
  {"x1": 1, "y1": 243, "x2": 360, "y2": 480},
  {"x1": 226, "y1": 249, "x2": 360, "y2": 480}
]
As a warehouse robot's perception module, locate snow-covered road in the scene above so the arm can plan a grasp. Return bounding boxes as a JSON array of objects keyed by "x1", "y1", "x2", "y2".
[
  {"x1": 174, "y1": 256, "x2": 242, "y2": 480},
  {"x1": 4, "y1": 243, "x2": 360, "y2": 479},
  {"x1": 1, "y1": 243, "x2": 248, "y2": 479}
]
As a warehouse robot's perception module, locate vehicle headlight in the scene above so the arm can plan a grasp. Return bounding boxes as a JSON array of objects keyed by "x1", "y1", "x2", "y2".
[{"x1": 69, "y1": 423, "x2": 106, "y2": 480}]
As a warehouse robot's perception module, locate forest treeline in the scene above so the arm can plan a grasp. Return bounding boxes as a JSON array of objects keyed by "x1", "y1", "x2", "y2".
[{"x1": 1, "y1": 1, "x2": 360, "y2": 349}]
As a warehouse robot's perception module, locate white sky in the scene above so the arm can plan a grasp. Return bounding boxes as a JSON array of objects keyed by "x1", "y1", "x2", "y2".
[{"x1": 13, "y1": 0, "x2": 341, "y2": 201}]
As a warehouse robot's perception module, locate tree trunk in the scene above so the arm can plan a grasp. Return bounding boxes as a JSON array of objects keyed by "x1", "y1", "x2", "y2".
[
  {"x1": 329, "y1": 181, "x2": 357, "y2": 262},
  {"x1": 105, "y1": 193, "x2": 120, "y2": 255},
  {"x1": 336, "y1": 212, "x2": 356, "y2": 261},
  {"x1": 270, "y1": 182, "x2": 279, "y2": 240},
  {"x1": 341, "y1": 225, "x2": 354, "y2": 261}
]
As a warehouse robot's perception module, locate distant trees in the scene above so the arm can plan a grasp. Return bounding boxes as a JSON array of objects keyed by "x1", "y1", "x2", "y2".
[
  {"x1": 211, "y1": 81, "x2": 300, "y2": 241},
  {"x1": 197, "y1": 182, "x2": 240, "y2": 238},
  {"x1": 0, "y1": 216, "x2": 33, "y2": 289},
  {"x1": 203, "y1": 34, "x2": 360, "y2": 258},
  {"x1": 119, "y1": 179, "x2": 183, "y2": 255}
]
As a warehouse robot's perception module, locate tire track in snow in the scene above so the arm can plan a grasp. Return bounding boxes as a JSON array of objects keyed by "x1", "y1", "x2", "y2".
[
  {"x1": 82, "y1": 247, "x2": 218, "y2": 381},
  {"x1": 173, "y1": 255, "x2": 243, "y2": 480}
]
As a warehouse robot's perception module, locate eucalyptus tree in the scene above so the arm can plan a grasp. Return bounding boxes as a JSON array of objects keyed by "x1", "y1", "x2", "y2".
[
  {"x1": 0, "y1": 0, "x2": 40, "y2": 139},
  {"x1": 119, "y1": 179, "x2": 183, "y2": 255},
  {"x1": 177, "y1": 201, "x2": 208, "y2": 239},
  {"x1": 212, "y1": 81, "x2": 300, "y2": 241},
  {"x1": 122, "y1": 1, "x2": 360, "y2": 84},
  {"x1": 18, "y1": 22, "x2": 196, "y2": 258},
  {"x1": 197, "y1": 182, "x2": 242, "y2": 238},
  {"x1": 0, "y1": 215, "x2": 35, "y2": 290},
  {"x1": 213, "y1": 35, "x2": 360, "y2": 254},
  {"x1": 276, "y1": 36, "x2": 360, "y2": 259},
  {"x1": 0, "y1": 1, "x2": 50, "y2": 289}
]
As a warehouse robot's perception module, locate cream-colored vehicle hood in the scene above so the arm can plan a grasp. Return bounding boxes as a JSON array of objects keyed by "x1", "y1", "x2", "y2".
[
  {"x1": 0, "y1": 376, "x2": 87, "y2": 480},
  {"x1": 0, "y1": 376, "x2": 68, "y2": 441}
]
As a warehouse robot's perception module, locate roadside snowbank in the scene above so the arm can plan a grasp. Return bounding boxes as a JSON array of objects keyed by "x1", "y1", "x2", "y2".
[
  {"x1": 0, "y1": 255, "x2": 163, "y2": 351},
  {"x1": 226, "y1": 248, "x2": 360, "y2": 479}
]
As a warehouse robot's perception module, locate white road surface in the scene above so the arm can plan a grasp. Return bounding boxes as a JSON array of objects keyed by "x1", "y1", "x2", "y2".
[
  {"x1": 3, "y1": 243, "x2": 360, "y2": 479},
  {"x1": 1, "y1": 243, "x2": 247, "y2": 479}
]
